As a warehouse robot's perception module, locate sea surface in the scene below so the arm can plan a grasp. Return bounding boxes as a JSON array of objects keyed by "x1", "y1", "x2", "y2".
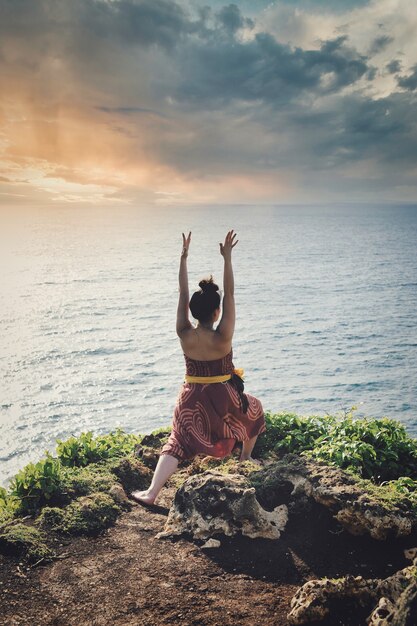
[{"x1": 1, "y1": 204, "x2": 416, "y2": 488}]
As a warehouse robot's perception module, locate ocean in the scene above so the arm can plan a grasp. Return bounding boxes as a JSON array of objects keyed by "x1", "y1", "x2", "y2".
[{"x1": 1, "y1": 204, "x2": 416, "y2": 487}]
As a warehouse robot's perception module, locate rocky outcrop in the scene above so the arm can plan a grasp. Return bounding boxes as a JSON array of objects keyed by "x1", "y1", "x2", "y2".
[
  {"x1": 157, "y1": 454, "x2": 415, "y2": 545},
  {"x1": 287, "y1": 560, "x2": 417, "y2": 625},
  {"x1": 384, "y1": 580, "x2": 417, "y2": 626},
  {"x1": 157, "y1": 471, "x2": 288, "y2": 541},
  {"x1": 287, "y1": 575, "x2": 380, "y2": 624},
  {"x1": 368, "y1": 563, "x2": 417, "y2": 626},
  {"x1": 249, "y1": 454, "x2": 416, "y2": 540}
]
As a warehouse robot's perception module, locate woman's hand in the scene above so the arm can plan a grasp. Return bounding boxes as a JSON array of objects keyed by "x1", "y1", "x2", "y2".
[
  {"x1": 219, "y1": 230, "x2": 238, "y2": 259},
  {"x1": 181, "y1": 231, "x2": 191, "y2": 259}
]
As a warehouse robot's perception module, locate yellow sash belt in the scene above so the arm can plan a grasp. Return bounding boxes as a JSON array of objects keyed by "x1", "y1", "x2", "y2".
[{"x1": 185, "y1": 368, "x2": 244, "y2": 384}]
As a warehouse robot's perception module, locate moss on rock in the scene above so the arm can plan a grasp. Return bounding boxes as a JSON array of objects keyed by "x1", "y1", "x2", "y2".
[
  {"x1": 0, "y1": 522, "x2": 53, "y2": 562},
  {"x1": 109, "y1": 456, "x2": 152, "y2": 493},
  {"x1": 138, "y1": 427, "x2": 171, "y2": 449},
  {"x1": 61, "y1": 463, "x2": 119, "y2": 499},
  {"x1": 37, "y1": 492, "x2": 121, "y2": 535},
  {"x1": 353, "y1": 476, "x2": 417, "y2": 513}
]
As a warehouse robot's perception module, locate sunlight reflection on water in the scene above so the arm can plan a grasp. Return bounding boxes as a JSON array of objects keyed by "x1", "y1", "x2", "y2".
[{"x1": 0, "y1": 204, "x2": 416, "y2": 486}]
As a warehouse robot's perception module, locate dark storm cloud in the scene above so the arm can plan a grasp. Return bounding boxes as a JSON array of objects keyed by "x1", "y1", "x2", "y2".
[
  {"x1": 215, "y1": 4, "x2": 254, "y2": 34},
  {"x1": 174, "y1": 33, "x2": 370, "y2": 107},
  {"x1": 397, "y1": 65, "x2": 417, "y2": 91},
  {"x1": 203, "y1": 0, "x2": 370, "y2": 15},
  {"x1": 316, "y1": 92, "x2": 417, "y2": 166},
  {"x1": 0, "y1": 0, "x2": 370, "y2": 107},
  {"x1": 108, "y1": 0, "x2": 191, "y2": 48},
  {"x1": 0, "y1": 0, "x2": 190, "y2": 50},
  {"x1": 386, "y1": 59, "x2": 402, "y2": 75}
]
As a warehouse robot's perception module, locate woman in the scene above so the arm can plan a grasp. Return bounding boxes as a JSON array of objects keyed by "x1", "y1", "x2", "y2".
[{"x1": 131, "y1": 230, "x2": 266, "y2": 505}]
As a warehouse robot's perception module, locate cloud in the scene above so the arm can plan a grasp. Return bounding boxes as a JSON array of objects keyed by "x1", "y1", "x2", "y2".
[
  {"x1": 397, "y1": 64, "x2": 417, "y2": 91},
  {"x1": 173, "y1": 33, "x2": 370, "y2": 109},
  {"x1": 277, "y1": 0, "x2": 370, "y2": 11},
  {"x1": 386, "y1": 59, "x2": 402, "y2": 74},
  {"x1": 215, "y1": 4, "x2": 254, "y2": 34},
  {"x1": 0, "y1": 0, "x2": 416, "y2": 206},
  {"x1": 96, "y1": 105, "x2": 167, "y2": 117},
  {"x1": 368, "y1": 34, "x2": 394, "y2": 56}
]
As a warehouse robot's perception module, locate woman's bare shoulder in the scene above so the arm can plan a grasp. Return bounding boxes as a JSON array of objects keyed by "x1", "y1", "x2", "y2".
[
  {"x1": 178, "y1": 327, "x2": 197, "y2": 349},
  {"x1": 180, "y1": 328, "x2": 231, "y2": 360}
]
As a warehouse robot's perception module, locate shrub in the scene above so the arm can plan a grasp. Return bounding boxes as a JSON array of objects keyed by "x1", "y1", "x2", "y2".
[
  {"x1": 56, "y1": 428, "x2": 143, "y2": 467},
  {"x1": 253, "y1": 409, "x2": 417, "y2": 482},
  {"x1": 0, "y1": 487, "x2": 19, "y2": 524},
  {"x1": 253, "y1": 411, "x2": 333, "y2": 458},
  {"x1": 9, "y1": 454, "x2": 64, "y2": 514},
  {"x1": 309, "y1": 415, "x2": 417, "y2": 481}
]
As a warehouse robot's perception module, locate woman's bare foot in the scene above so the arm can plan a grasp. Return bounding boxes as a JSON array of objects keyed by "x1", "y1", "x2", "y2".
[
  {"x1": 130, "y1": 489, "x2": 157, "y2": 505},
  {"x1": 239, "y1": 456, "x2": 263, "y2": 466}
]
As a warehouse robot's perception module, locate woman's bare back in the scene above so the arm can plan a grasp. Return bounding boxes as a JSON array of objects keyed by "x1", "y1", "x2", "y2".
[{"x1": 179, "y1": 326, "x2": 231, "y2": 361}]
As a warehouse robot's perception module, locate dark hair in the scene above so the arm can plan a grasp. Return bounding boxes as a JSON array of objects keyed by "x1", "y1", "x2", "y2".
[{"x1": 189, "y1": 276, "x2": 221, "y2": 323}]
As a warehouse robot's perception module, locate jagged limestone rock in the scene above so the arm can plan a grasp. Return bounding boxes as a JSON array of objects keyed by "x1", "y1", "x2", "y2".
[
  {"x1": 249, "y1": 454, "x2": 416, "y2": 540},
  {"x1": 288, "y1": 563, "x2": 417, "y2": 625},
  {"x1": 369, "y1": 597, "x2": 396, "y2": 625},
  {"x1": 388, "y1": 580, "x2": 417, "y2": 626},
  {"x1": 334, "y1": 507, "x2": 413, "y2": 540},
  {"x1": 158, "y1": 471, "x2": 288, "y2": 541},
  {"x1": 287, "y1": 575, "x2": 380, "y2": 625},
  {"x1": 368, "y1": 564, "x2": 417, "y2": 626},
  {"x1": 161, "y1": 455, "x2": 415, "y2": 544},
  {"x1": 404, "y1": 547, "x2": 417, "y2": 561}
]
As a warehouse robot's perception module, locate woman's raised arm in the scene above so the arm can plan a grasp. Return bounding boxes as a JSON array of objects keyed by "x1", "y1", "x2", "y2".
[
  {"x1": 216, "y1": 230, "x2": 238, "y2": 342},
  {"x1": 176, "y1": 232, "x2": 193, "y2": 337}
]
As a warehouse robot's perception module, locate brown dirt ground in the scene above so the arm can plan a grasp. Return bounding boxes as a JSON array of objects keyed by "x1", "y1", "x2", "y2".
[{"x1": 0, "y1": 476, "x2": 415, "y2": 626}]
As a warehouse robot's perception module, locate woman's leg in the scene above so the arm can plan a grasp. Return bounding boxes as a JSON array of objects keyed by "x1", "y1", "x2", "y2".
[
  {"x1": 131, "y1": 454, "x2": 179, "y2": 505},
  {"x1": 239, "y1": 434, "x2": 261, "y2": 464}
]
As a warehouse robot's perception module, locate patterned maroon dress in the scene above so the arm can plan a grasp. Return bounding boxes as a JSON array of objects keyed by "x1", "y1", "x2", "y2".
[{"x1": 160, "y1": 349, "x2": 266, "y2": 462}]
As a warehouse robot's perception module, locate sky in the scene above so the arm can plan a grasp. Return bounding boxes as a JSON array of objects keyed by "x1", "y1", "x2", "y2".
[{"x1": 1, "y1": 0, "x2": 417, "y2": 207}]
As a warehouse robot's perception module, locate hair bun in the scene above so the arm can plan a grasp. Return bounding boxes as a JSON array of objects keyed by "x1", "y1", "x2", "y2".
[{"x1": 199, "y1": 276, "x2": 219, "y2": 293}]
